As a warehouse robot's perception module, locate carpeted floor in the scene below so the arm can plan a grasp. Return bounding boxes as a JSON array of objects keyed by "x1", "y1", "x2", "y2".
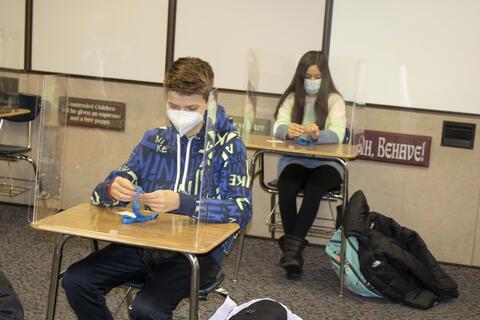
[{"x1": 1, "y1": 203, "x2": 480, "y2": 320}]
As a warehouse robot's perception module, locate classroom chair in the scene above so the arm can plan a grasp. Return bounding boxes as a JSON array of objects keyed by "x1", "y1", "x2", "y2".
[
  {"x1": 265, "y1": 178, "x2": 343, "y2": 241},
  {"x1": 0, "y1": 94, "x2": 46, "y2": 198}
]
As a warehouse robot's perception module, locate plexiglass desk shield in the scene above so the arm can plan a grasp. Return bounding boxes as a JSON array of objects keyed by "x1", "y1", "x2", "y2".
[
  {"x1": 31, "y1": 77, "x2": 238, "y2": 251},
  {"x1": 238, "y1": 49, "x2": 366, "y2": 150}
]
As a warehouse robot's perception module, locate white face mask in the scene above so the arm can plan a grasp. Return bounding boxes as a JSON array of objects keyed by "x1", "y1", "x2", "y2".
[
  {"x1": 304, "y1": 78, "x2": 322, "y2": 95},
  {"x1": 167, "y1": 109, "x2": 204, "y2": 137}
]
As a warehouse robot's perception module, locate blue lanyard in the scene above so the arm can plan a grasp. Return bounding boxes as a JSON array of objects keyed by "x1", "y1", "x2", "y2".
[{"x1": 121, "y1": 186, "x2": 159, "y2": 224}]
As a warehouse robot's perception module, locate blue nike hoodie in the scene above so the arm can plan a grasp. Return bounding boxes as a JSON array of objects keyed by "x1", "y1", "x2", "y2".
[{"x1": 90, "y1": 106, "x2": 252, "y2": 263}]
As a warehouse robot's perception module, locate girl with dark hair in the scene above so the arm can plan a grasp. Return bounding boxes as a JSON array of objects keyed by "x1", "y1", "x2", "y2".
[{"x1": 273, "y1": 50, "x2": 346, "y2": 279}]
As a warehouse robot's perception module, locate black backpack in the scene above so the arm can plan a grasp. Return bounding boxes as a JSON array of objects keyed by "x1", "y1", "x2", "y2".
[{"x1": 229, "y1": 300, "x2": 287, "y2": 319}]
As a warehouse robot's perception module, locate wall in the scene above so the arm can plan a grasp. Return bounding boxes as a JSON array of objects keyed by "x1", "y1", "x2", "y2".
[
  {"x1": 1, "y1": 70, "x2": 480, "y2": 266},
  {"x1": 349, "y1": 109, "x2": 480, "y2": 265}
]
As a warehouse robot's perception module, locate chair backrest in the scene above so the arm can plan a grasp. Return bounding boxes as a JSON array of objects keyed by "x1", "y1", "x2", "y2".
[{"x1": 5, "y1": 94, "x2": 42, "y2": 123}]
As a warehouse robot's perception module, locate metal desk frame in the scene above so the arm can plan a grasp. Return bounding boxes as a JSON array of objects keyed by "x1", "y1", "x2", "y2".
[{"x1": 45, "y1": 234, "x2": 203, "y2": 320}]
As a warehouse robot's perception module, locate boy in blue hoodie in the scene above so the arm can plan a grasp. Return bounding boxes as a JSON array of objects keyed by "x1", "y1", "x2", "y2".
[{"x1": 62, "y1": 57, "x2": 252, "y2": 320}]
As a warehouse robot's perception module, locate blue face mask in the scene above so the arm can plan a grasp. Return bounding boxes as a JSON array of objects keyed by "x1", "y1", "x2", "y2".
[{"x1": 304, "y1": 78, "x2": 322, "y2": 95}]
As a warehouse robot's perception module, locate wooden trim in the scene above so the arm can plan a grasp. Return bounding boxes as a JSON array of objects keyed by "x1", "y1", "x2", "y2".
[
  {"x1": 165, "y1": 0, "x2": 177, "y2": 71},
  {"x1": 322, "y1": 0, "x2": 334, "y2": 57},
  {"x1": 25, "y1": 69, "x2": 164, "y2": 88},
  {"x1": 364, "y1": 102, "x2": 480, "y2": 119},
  {"x1": 0, "y1": 68, "x2": 28, "y2": 73},
  {"x1": 24, "y1": 0, "x2": 33, "y2": 71},
  {"x1": 216, "y1": 87, "x2": 281, "y2": 99}
]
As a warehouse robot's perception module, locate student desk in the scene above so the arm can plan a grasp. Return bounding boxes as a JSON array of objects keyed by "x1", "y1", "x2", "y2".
[
  {"x1": 242, "y1": 134, "x2": 358, "y2": 296},
  {"x1": 31, "y1": 203, "x2": 239, "y2": 320},
  {"x1": 0, "y1": 108, "x2": 30, "y2": 118}
]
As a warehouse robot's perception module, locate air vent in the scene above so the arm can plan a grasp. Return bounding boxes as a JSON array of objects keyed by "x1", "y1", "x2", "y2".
[{"x1": 441, "y1": 121, "x2": 476, "y2": 149}]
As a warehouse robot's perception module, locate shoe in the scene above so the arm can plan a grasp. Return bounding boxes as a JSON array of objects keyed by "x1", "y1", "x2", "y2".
[{"x1": 279, "y1": 235, "x2": 308, "y2": 280}]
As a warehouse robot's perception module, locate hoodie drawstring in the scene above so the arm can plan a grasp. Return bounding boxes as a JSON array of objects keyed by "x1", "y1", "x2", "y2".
[
  {"x1": 173, "y1": 133, "x2": 193, "y2": 193},
  {"x1": 174, "y1": 135, "x2": 181, "y2": 192}
]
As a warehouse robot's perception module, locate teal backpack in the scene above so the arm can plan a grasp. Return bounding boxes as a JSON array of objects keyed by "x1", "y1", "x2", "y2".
[{"x1": 325, "y1": 229, "x2": 383, "y2": 298}]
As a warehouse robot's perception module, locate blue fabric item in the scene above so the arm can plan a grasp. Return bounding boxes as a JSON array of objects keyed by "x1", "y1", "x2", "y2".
[
  {"x1": 294, "y1": 136, "x2": 315, "y2": 146},
  {"x1": 90, "y1": 106, "x2": 251, "y2": 264},
  {"x1": 121, "y1": 186, "x2": 159, "y2": 224}
]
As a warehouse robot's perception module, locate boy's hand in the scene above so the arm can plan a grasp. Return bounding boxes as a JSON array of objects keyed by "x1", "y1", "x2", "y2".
[
  {"x1": 140, "y1": 190, "x2": 180, "y2": 213},
  {"x1": 304, "y1": 123, "x2": 320, "y2": 140},
  {"x1": 109, "y1": 177, "x2": 136, "y2": 202},
  {"x1": 287, "y1": 123, "x2": 305, "y2": 139}
]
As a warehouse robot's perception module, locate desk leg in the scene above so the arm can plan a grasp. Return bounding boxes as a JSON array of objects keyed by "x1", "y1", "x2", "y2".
[
  {"x1": 339, "y1": 162, "x2": 349, "y2": 298},
  {"x1": 233, "y1": 228, "x2": 246, "y2": 282},
  {"x1": 90, "y1": 239, "x2": 99, "y2": 252},
  {"x1": 46, "y1": 234, "x2": 73, "y2": 320},
  {"x1": 183, "y1": 253, "x2": 200, "y2": 320}
]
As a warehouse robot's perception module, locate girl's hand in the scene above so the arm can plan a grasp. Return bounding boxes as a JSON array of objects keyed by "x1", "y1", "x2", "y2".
[
  {"x1": 304, "y1": 123, "x2": 320, "y2": 140},
  {"x1": 287, "y1": 123, "x2": 305, "y2": 139}
]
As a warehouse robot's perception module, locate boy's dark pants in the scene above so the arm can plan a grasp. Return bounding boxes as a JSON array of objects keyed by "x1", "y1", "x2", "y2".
[{"x1": 62, "y1": 243, "x2": 220, "y2": 320}]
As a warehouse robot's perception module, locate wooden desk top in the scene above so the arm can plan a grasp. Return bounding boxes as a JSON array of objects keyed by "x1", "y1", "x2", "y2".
[
  {"x1": 0, "y1": 108, "x2": 30, "y2": 118},
  {"x1": 31, "y1": 203, "x2": 239, "y2": 254},
  {"x1": 243, "y1": 134, "x2": 358, "y2": 160}
]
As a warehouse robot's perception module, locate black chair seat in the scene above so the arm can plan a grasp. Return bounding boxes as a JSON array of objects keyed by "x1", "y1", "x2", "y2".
[{"x1": 0, "y1": 144, "x2": 31, "y2": 155}]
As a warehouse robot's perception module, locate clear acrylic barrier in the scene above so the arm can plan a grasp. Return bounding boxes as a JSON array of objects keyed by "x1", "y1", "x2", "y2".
[
  {"x1": 328, "y1": 55, "x2": 367, "y2": 150},
  {"x1": 0, "y1": 73, "x2": 46, "y2": 222},
  {"x1": 240, "y1": 49, "x2": 259, "y2": 137},
  {"x1": 231, "y1": 48, "x2": 300, "y2": 138},
  {"x1": 196, "y1": 90, "x2": 219, "y2": 230},
  {"x1": 32, "y1": 75, "x2": 166, "y2": 222},
  {"x1": 31, "y1": 76, "x2": 235, "y2": 249},
  {"x1": 240, "y1": 49, "x2": 366, "y2": 148},
  {"x1": 31, "y1": 75, "x2": 69, "y2": 222}
]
